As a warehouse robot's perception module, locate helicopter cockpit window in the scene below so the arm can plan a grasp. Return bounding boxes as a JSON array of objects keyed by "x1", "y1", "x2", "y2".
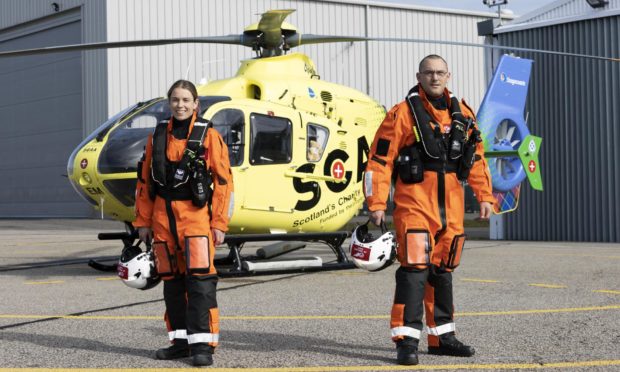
[
  {"x1": 124, "y1": 115, "x2": 159, "y2": 129},
  {"x1": 250, "y1": 113, "x2": 292, "y2": 165},
  {"x1": 210, "y1": 109, "x2": 245, "y2": 167},
  {"x1": 306, "y1": 124, "x2": 329, "y2": 162},
  {"x1": 116, "y1": 100, "x2": 170, "y2": 131}
]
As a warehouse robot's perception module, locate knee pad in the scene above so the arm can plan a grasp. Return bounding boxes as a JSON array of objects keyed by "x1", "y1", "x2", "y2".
[
  {"x1": 185, "y1": 236, "x2": 214, "y2": 277},
  {"x1": 445, "y1": 234, "x2": 466, "y2": 270},
  {"x1": 399, "y1": 230, "x2": 431, "y2": 270},
  {"x1": 152, "y1": 241, "x2": 178, "y2": 280}
]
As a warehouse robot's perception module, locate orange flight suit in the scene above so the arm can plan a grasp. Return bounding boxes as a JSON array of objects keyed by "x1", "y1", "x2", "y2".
[
  {"x1": 134, "y1": 112, "x2": 233, "y2": 350},
  {"x1": 365, "y1": 86, "x2": 494, "y2": 347}
]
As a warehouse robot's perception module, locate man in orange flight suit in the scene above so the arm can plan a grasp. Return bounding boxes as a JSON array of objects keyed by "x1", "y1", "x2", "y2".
[
  {"x1": 364, "y1": 55, "x2": 495, "y2": 365},
  {"x1": 134, "y1": 80, "x2": 234, "y2": 367}
]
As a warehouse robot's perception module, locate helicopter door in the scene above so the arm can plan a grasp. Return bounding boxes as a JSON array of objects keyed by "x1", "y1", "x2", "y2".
[{"x1": 240, "y1": 111, "x2": 296, "y2": 213}]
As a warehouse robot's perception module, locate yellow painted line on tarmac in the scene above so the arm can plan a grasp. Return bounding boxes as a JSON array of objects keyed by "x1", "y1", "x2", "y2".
[
  {"x1": 24, "y1": 280, "x2": 64, "y2": 285},
  {"x1": 594, "y1": 289, "x2": 620, "y2": 295},
  {"x1": 223, "y1": 314, "x2": 387, "y2": 320},
  {"x1": 95, "y1": 277, "x2": 118, "y2": 281},
  {"x1": 460, "y1": 278, "x2": 500, "y2": 283},
  {"x1": 0, "y1": 314, "x2": 160, "y2": 320},
  {"x1": 328, "y1": 271, "x2": 369, "y2": 276},
  {"x1": 540, "y1": 252, "x2": 620, "y2": 259},
  {"x1": 1, "y1": 304, "x2": 619, "y2": 321},
  {"x1": 1, "y1": 359, "x2": 619, "y2": 371},
  {"x1": 528, "y1": 283, "x2": 567, "y2": 289},
  {"x1": 457, "y1": 304, "x2": 620, "y2": 317}
]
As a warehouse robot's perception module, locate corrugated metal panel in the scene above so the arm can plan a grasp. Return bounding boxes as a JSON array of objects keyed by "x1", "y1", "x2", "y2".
[
  {"x1": 519, "y1": 0, "x2": 620, "y2": 23},
  {"x1": 0, "y1": 1, "x2": 107, "y2": 217},
  {"x1": 368, "y1": 7, "x2": 488, "y2": 109},
  {"x1": 0, "y1": 11, "x2": 87, "y2": 217},
  {"x1": 105, "y1": 0, "x2": 490, "y2": 115},
  {"x1": 82, "y1": 1, "x2": 108, "y2": 136},
  {"x1": 494, "y1": 14, "x2": 620, "y2": 242},
  {"x1": 0, "y1": 0, "x2": 108, "y2": 145},
  {"x1": 0, "y1": 0, "x2": 84, "y2": 29}
]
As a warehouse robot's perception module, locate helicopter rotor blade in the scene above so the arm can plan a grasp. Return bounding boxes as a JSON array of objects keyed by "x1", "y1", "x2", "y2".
[
  {"x1": 1, "y1": 30, "x2": 617, "y2": 63},
  {"x1": 0, "y1": 35, "x2": 246, "y2": 58},
  {"x1": 285, "y1": 34, "x2": 368, "y2": 48},
  {"x1": 287, "y1": 34, "x2": 619, "y2": 62},
  {"x1": 363, "y1": 37, "x2": 620, "y2": 63}
]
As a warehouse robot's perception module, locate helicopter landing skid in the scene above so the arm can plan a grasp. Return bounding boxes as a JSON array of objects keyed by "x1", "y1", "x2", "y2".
[
  {"x1": 90, "y1": 229, "x2": 356, "y2": 277},
  {"x1": 216, "y1": 232, "x2": 354, "y2": 277}
]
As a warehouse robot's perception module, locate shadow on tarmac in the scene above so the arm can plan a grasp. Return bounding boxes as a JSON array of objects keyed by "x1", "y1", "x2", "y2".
[{"x1": 221, "y1": 329, "x2": 395, "y2": 364}]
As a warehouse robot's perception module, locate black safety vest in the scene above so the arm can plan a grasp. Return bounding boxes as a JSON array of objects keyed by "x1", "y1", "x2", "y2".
[
  {"x1": 405, "y1": 85, "x2": 470, "y2": 173},
  {"x1": 150, "y1": 117, "x2": 211, "y2": 200}
]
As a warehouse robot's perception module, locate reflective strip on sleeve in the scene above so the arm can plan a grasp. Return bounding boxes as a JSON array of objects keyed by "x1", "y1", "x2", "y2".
[
  {"x1": 168, "y1": 329, "x2": 188, "y2": 340},
  {"x1": 364, "y1": 171, "x2": 373, "y2": 197},
  {"x1": 426, "y1": 322, "x2": 455, "y2": 336},
  {"x1": 228, "y1": 192, "x2": 234, "y2": 219},
  {"x1": 188, "y1": 333, "x2": 220, "y2": 344},
  {"x1": 391, "y1": 326, "x2": 421, "y2": 340}
]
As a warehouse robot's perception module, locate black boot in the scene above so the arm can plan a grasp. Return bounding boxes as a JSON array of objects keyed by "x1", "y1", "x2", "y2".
[
  {"x1": 396, "y1": 337, "x2": 419, "y2": 365},
  {"x1": 428, "y1": 332, "x2": 475, "y2": 357},
  {"x1": 155, "y1": 339, "x2": 190, "y2": 360},
  {"x1": 190, "y1": 343, "x2": 214, "y2": 367}
]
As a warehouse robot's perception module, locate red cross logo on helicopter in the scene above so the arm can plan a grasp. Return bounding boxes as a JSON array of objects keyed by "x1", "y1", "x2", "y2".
[{"x1": 332, "y1": 161, "x2": 345, "y2": 179}]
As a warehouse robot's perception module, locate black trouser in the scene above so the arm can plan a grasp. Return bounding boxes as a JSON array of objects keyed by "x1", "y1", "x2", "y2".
[
  {"x1": 392, "y1": 265, "x2": 454, "y2": 345},
  {"x1": 164, "y1": 275, "x2": 218, "y2": 345}
]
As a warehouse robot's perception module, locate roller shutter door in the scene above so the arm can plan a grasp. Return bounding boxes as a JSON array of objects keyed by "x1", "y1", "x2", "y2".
[{"x1": 0, "y1": 13, "x2": 89, "y2": 217}]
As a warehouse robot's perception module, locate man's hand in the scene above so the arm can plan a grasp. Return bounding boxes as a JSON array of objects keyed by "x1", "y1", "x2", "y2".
[
  {"x1": 478, "y1": 201, "x2": 492, "y2": 220},
  {"x1": 370, "y1": 210, "x2": 385, "y2": 226},
  {"x1": 211, "y1": 228, "x2": 225, "y2": 246},
  {"x1": 137, "y1": 227, "x2": 153, "y2": 244}
]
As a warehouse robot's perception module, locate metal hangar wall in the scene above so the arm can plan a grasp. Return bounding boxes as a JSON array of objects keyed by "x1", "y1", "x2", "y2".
[{"x1": 487, "y1": 0, "x2": 620, "y2": 242}]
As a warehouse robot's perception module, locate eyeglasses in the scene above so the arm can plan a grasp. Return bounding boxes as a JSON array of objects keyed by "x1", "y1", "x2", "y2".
[{"x1": 420, "y1": 70, "x2": 449, "y2": 78}]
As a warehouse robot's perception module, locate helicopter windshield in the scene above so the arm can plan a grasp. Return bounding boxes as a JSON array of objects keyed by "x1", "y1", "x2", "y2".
[
  {"x1": 96, "y1": 96, "x2": 231, "y2": 207},
  {"x1": 66, "y1": 99, "x2": 155, "y2": 178},
  {"x1": 99, "y1": 96, "x2": 230, "y2": 174}
]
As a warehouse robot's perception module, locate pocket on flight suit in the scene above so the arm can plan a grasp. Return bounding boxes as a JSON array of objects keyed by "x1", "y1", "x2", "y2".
[
  {"x1": 445, "y1": 234, "x2": 466, "y2": 270},
  {"x1": 403, "y1": 230, "x2": 431, "y2": 269},
  {"x1": 185, "y1": 236, "x2": 212, "y2": 276},
  {"x1": 152, "y1": 241, "x2": 177, "y2": 280}
]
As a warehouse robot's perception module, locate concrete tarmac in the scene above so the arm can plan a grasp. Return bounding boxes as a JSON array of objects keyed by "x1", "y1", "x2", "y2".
[{"x1": 0, "y1": 219, "x2": 619, "y2": 371}]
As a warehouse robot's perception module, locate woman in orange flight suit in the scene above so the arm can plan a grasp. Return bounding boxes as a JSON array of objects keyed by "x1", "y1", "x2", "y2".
[
  {"x1": 365, "y1": 55, "x2": 494, "y2": 366},
  {"x1": 134, "y1": 80, "x2": 234, "y2": 367}
]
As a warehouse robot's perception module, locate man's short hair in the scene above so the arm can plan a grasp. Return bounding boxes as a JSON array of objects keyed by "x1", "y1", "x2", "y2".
[{"x1": 418, "y1": 54, "x2": 448, "y2": 72}]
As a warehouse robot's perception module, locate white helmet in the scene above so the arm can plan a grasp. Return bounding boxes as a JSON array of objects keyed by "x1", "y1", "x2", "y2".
[
  {"x1": 117, "y1": 245, "x2": 161, "y2": 290},
  {"x1": 350, "y1": 220, "x2": 396, "y2": 272}
]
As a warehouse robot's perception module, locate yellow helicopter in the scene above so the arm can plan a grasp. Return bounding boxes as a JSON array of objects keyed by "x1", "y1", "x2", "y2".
[
  {"x1": 67, "y1": 52, "x2": 384, "y2": 235},
  {"x1": 6, "y1": 9, "x2": 609, "y2": 275},
  {"x1": 61, "y1": 10, "x2": 385, "y2": 274}
]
